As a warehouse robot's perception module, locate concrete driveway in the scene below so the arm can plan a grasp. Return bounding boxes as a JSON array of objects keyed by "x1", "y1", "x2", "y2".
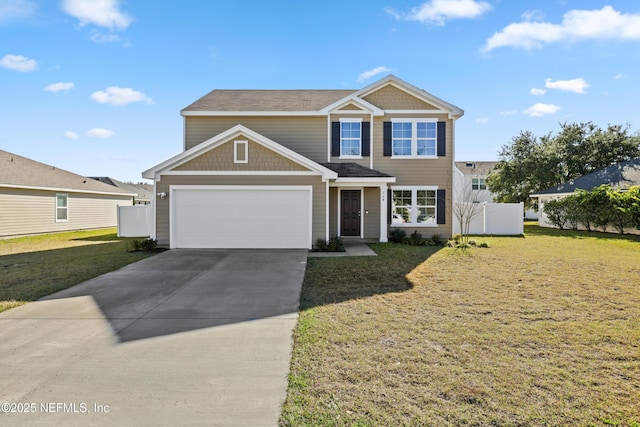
[{"x1": 0, "y1": 249, "x2": 306, "y2": 426}]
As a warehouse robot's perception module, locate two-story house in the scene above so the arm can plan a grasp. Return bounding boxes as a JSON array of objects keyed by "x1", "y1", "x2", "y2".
[{"x1": 143, "y1": 75, "x2": 464, "y2": 248}]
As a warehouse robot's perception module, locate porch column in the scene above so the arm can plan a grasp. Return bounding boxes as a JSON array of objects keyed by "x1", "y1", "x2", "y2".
[{"x1": 380, "y1": 184, "x2": 388, "y2": 242}]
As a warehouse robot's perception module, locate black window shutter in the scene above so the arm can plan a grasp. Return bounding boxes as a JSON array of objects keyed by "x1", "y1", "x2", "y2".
[
  {"x1": 331, "y1": 122, "x2": 340, "y2": 157},
  {"x1": 387, "y1": 189, "x2": 392, "y2": 225},
  {"x1": 437, "y1": 189, "x2": 446, "y2": 225},
  {"x1": 383, "y1": 122, "x2": 392, "y2": 156},
  {"x1": 361, "y1": 122, "x2": 370, "y2": 157},
  {"x1": 437, "y1": 121, "x2": 446, "y2": 157}
]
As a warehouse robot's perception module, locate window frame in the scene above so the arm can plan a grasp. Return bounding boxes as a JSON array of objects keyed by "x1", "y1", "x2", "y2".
[
  {"x1": 56, "y1": 193, "x2": 68, "y2": 222},
  {"x1": 234, "y1": 140, "x2": 248, "y2": 164},
  {"x1": 391, "y1": 186, "x2": 438, "y2": 227},
  {"x1": 339, "y1": 118, "x2": 362, "y2": 159},
  {"x1": 390, "y1": 118, "x2": 438, "y2": 159},
  {"x1": 472, "y1": 177, "x2": 487, "y2": 190}
]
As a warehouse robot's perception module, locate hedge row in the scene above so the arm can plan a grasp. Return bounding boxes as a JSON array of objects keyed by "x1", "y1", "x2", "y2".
[{"x1": 543, "y1": 185, "x2": 640, "y2": 233}]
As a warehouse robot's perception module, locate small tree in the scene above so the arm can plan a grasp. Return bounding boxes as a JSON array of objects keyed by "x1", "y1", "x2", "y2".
[
  {"x1": 608, "y1": 186, "x2": 636, "y2": 234},
  {"x1": 452, "y1": 182, "x2": 485, "y2": 247},
  {"x1": 628, "y1": 186, "x2": 640, "y2": 230},
  {"x1": 543, "y1": 199, "x2": 569, "y2": 229}
]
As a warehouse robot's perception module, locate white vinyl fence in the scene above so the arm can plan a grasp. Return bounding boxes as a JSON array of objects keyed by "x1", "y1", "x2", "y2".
[
  {"x1": 117, "y1": 205, "x2": 152, "y2": 237},
  {"x1": 453, "y1": 202, "x2": 524, "y2": 235}
]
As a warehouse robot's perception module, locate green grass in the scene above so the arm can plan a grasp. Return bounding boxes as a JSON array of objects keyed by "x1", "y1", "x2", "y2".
[
  {"x1": 0, "y1": 228, "x2": 155, "y2": 313},
  {"x1": 280, "y1": 224, "x2": 640, "y2": 426}
]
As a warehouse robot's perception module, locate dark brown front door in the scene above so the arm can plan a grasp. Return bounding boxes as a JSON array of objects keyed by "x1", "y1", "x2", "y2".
[{"x1": 341, "y1": 190, "x2": 361, "y2": 236}]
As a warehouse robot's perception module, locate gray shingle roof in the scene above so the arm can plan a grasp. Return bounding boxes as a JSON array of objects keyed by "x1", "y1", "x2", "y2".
[
  {"x1": 182, "y1": 89, "x2": 357, "y2": 112},
  {"x1": 455, "y1": 161, "x2": 499, "y2": 176},
  {"x1": 90, "y1": 177, "x2": 152, "y2": 201},
  {"x1": 0, "y1": 150, "x2": 134, "y2": 195},
  {"x1": 320, "y1": 162, "x2": 392, "y2": 178},
  {"x1": 536, "y1": 157, "x2": 640, "y2": 195}
]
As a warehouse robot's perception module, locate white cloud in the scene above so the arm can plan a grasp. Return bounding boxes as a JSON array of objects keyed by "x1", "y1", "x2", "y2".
[
  {"x1": 523, "y1": 103, "x2": 561, "y2": 117},
  {"x1": 89, "y1": 30, "x2": 122, "y2": 43},
  {"x1": 614, "y1": 73, "x2": 625, "y2": 79},
  {"x1": 530, "y1": 88, "x2": 546, "y2": 96},
  {"x1": 476, "y1": 117, "x2": 489, "y2": 124},
  {"x1": 0, "y1": 53, "x2": 36, "y2": 72},
  {"x1": 90, "y1": 86, "x2": 152, "y2": 106},
  {"x1": 387, "y1": 0, "x2": 491, "y2": 26},
  {"x1": 521, "y1": 10, "x2": 544, "y2": 22},
  {"x1": 500, "y1": 110, "x2": 517, "y2": 116},
  {"x1": 87, "y1": 128, "x2": 114, "y2": 138},
  {"x1": 544, "y1": 78, "x2": 590, "y2": 94},
  {"x1": 64, "y1": 131, "x2": 79, "y2": 139},
  {"x1": 357, "y1": 66, "x2": 392, "y2": 82},
  {"x1": 62, "y1": 0, "x2": 132, "y2": 30},
  {"x1": 0, "y1": 0, "x2": 36, "y2": 21},
  {"x1": 44, "y1": 82, "x2": 74, "y2": 92},
  {"x1": 484, "y1": 6, "x2": 640, "y2": 51}
]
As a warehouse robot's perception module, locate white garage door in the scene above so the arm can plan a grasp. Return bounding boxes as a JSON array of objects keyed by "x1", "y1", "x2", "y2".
[{"x1": 171, "y1": 186, "x2": 312, "y2": 249}]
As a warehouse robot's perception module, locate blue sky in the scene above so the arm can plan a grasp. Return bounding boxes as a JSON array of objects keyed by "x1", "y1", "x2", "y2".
[{"x1": 2, "y1": 0, "x2": 640, "y2": 182}]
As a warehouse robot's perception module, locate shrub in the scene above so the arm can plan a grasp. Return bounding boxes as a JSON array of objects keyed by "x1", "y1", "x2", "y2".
[
  {"x1": 128, "y1": 238, "x2": 157, "y2": 252},
  {"x1": 388, "y1": 228, "x2": 407, "y2": 244},
  {"x1": 327, "y1": 236, "x2": 344, "y2": 252},
  {"x1": 430, "y1": 233, "x2": 443, "y2": 246},
  {"x1": 314, "y1": 236, "x2": 344, "y2": 252},
  {"x1": 407, "y1": 230, "x2": 425, "y2": 246},
  {"x1": 543, "y1": 199, "x2": 569, "y2": 229}
]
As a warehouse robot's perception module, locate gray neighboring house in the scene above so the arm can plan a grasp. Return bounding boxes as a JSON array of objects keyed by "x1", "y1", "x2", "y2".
[
  {"x1": 532, "y1": 157, "x2": 640, "y2": 229},
  {"x1": 0, "y1": 150, "x2": 134, "y2": 238},
  {"x1": 90, "y1": 177, "x2": 152, "y2": 204}
]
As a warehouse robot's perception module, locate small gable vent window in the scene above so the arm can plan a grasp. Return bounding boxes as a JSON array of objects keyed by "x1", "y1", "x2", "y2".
[{"x1": 234, "y1": 140, "x2": 248, "y2": 164}]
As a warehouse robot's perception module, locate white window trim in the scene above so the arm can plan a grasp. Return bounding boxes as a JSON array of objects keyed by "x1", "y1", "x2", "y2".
[
  {"x1": 339, "y1": 118, "x2": 363, "y2": 159},
  {"x1": 55, "y1": 193, "x2": 68, "y2": 223},
  {"x1": 234, "y1": 140, "x2": 248, "y2": 164},
  {"x1": 390, "y1": 186, "x2": 438, "y2": 227},
  {"x1": 472, "y1": 177, "x2": 487, "y2": 190},
  {"x1": 390, "y1": 118, "x2": 438, "y2": 159}
]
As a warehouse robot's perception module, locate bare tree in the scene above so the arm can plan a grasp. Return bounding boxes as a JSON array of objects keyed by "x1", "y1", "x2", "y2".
[{"x1": 452, "y1": 182, "x2": 485, "y2": 247}]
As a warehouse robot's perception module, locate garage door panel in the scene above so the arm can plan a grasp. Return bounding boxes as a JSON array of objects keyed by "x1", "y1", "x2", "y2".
[{"x1": 172, "y1": 186, "x2": 311, "y2": 249}]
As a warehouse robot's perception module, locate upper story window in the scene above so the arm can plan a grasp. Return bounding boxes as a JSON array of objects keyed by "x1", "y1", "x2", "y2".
[
  {"x1": 391, "y1": 119, "x2": 438, "y2": 157},
  {"x1": 340, "y1": 120, "x2": 361, "y2": 157},
  {"x1": 56, "y1": 194, "x2": 68, "y2": 222},
  {"x1": 472, "y1": 178, "x2": 487, "y2": 190}
]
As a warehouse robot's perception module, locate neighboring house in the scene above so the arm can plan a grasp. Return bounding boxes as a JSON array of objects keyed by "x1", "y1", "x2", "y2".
[
  {"x1": 0, "y1": 150, "x2": 135, "y2": 238},
  {"x1": 532, "y1": 157, "x2": 640, "y2": 228},
  {"x1": 143, "y1": 75, "x2": 464, "y2": 249},
  {"x1": 453, "y1": 161, "x2": 498, "y2": 203},
  {"x1": 90, "y1": 177, "x2": 153, "y2": 204}
]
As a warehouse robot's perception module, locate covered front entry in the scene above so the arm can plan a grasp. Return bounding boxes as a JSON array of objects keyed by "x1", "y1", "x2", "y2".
[
  {"x1": 171, "y1": 185, "x2": 312, "y2": 249},
  {"x1": 340, "y1": 190, "x2": 361, "y2": 236}
]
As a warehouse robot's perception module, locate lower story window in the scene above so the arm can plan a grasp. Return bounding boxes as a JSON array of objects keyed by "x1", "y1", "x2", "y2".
[
  {"x1": 392, "y1": 187, "x2": 437, "y2": 225},
  {"x1": 56, "y1": 194, "x2": 68, "y2": 222}
]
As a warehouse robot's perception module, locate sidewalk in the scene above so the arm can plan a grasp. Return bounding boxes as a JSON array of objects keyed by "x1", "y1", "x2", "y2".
[{"x1": 308, "y1": 239, "x2": 377, "y2": 257}]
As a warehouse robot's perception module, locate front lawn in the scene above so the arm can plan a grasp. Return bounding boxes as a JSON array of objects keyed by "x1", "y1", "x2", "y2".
[
  {"x1": 0, "y1": 229, "x2": 155, "y2": 313},
  {"x1": 280, "y1": 225, "x2": 640, "y2": 426}
]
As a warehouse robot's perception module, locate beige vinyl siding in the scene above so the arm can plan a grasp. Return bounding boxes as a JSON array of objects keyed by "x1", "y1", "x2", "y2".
[
  {"x1": 0, "y1": 188, "x2": 132, "y2": 238},
  {"x1": 363, "y1": 187, "x2": 381, "y2": 239},
  {"x1": 363, "y1": 84, "x2": 439, "y2": 110},
  {"x1": 155, "y1": 175, "x2": 326, "y2": 248},
  {"x1": 174, "y1": 138, "x2": 309, "y2": 172},
  {"x1": 372, "y1": 114, "x2": 454, "y2": 237},
  {"x1": 329, "y1": 113, "x2": 372, "y2": 168},
  {"x1": 185, "y1": 116, "x2": 327, "y2": 163}
]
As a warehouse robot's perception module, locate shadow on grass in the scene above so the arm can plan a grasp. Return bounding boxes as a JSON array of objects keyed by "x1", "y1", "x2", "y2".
[
  {"x1": 71, "y1": 233, "x2": 123, "y2": 242},
  {"x1": 299, "y1": 243, "x2": 443, "y2": 310},
  {"x1": 524, "y1": 223, "x2": 640, "y2": 241},
  {"x1": 0, "y1": 240, "x2": 151, "y2": 302}
]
